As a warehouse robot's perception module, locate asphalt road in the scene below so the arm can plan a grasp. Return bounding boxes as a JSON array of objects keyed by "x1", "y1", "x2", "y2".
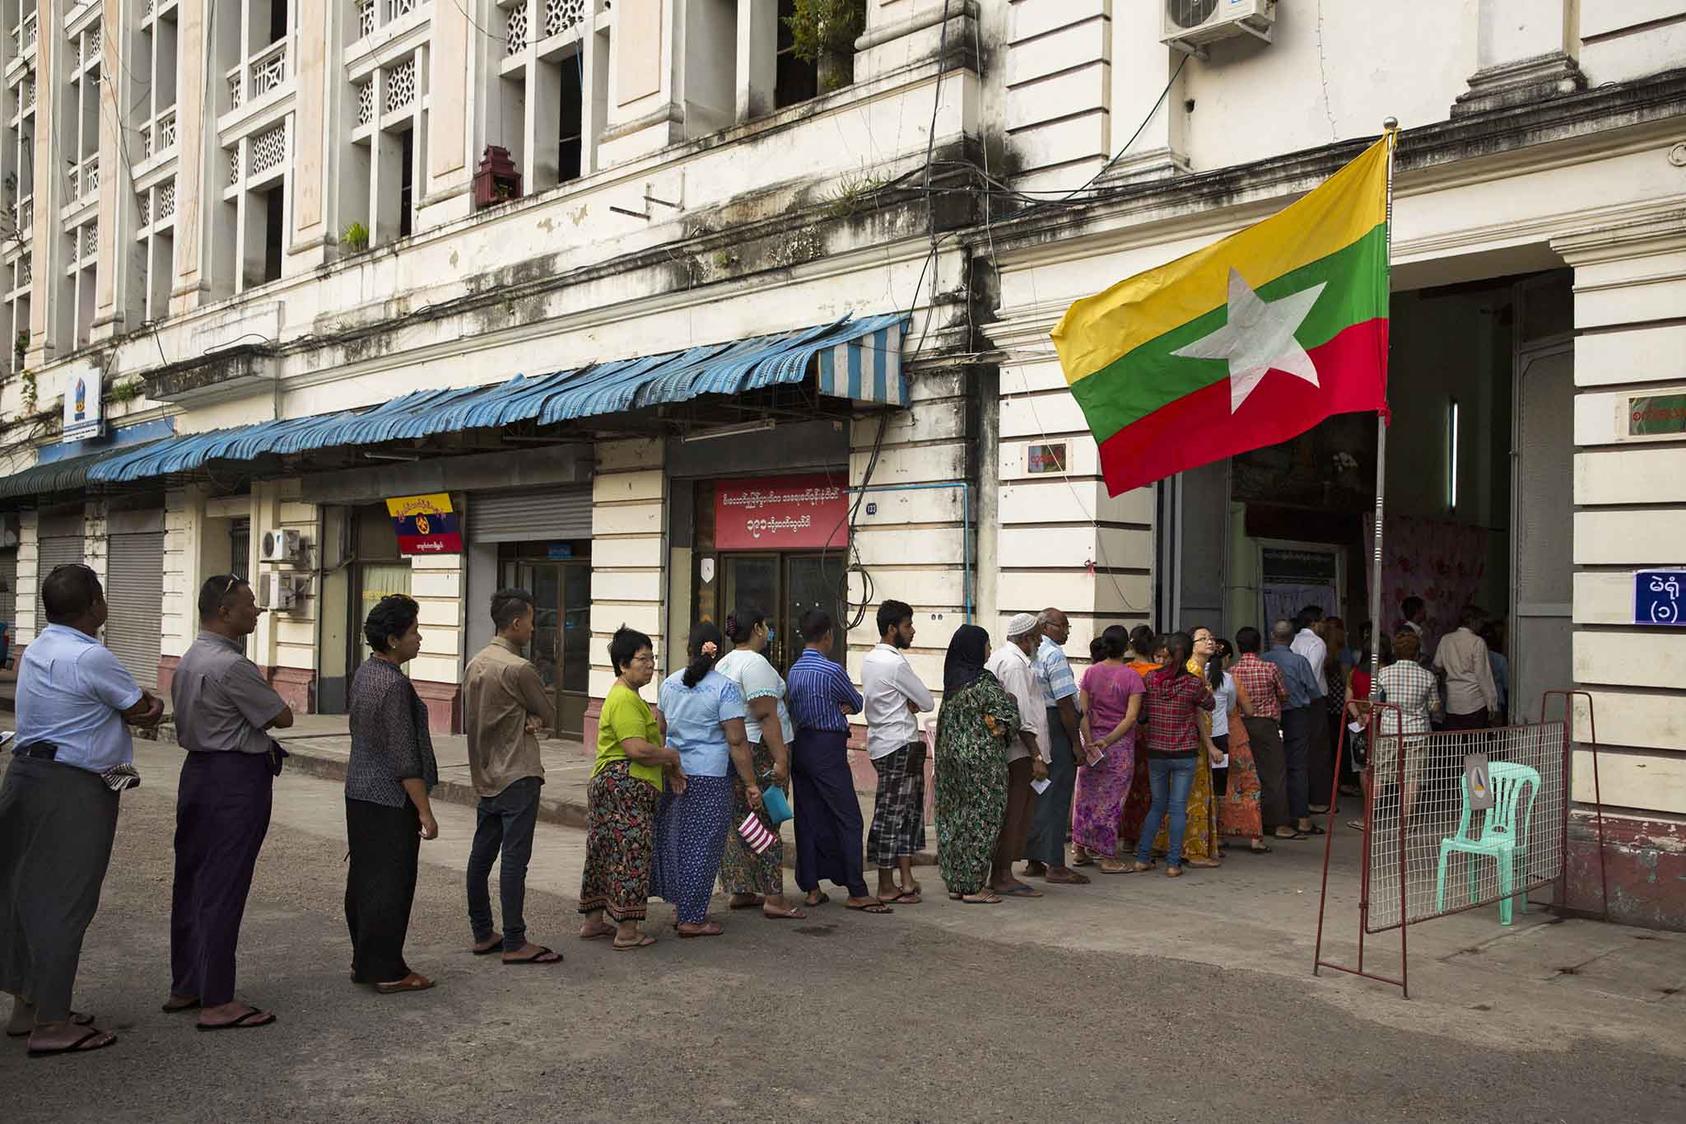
[{"x1": 4, "y1": 761, "x2": 1685, "y2": 1123}]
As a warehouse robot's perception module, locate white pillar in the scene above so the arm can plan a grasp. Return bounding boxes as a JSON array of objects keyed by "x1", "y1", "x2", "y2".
[{"x1": 1452, "y1": 0, "x2": 1583, "y2": 117}]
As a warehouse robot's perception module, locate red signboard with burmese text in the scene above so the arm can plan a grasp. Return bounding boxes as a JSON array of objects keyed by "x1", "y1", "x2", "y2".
[{"x1": 714, "y1": 475, "x2": 849, "y2": 551}]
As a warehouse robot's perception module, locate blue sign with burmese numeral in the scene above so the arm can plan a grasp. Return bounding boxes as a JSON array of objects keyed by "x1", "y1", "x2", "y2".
[{"x1": 1634, "y1": 570, "x2": 1686, "y2": 626}]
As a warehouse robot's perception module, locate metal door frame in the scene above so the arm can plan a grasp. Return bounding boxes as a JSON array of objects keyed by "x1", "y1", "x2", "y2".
[{"x1": 1509, "y1": 338, "x2": 1574, "y2": 724}]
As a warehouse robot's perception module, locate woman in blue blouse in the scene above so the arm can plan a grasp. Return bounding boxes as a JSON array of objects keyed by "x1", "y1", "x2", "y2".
[{"x1": 650, "y1": 622, "x2": 759, "y2": 938}]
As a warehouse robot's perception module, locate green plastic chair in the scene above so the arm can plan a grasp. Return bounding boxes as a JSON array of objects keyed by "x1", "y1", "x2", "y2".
[{"x1": 1434, "y1": 761, "x2": 1540, "y2": 925}]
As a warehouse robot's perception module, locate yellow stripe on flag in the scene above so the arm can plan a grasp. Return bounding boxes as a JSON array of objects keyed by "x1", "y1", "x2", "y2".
[{"x1": 1053, "y1": 136, "x2": 1391, "y2": 385}]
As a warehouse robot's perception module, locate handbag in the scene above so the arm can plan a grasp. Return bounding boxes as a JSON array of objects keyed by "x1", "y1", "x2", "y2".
[{"x1": 760, "y1": 785, "x2": 793, "y2": 826}]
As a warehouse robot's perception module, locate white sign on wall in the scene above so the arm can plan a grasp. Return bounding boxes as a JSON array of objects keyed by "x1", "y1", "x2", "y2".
[{"x1": 61, "y1": 367, "x2": 104, "y2": 443}]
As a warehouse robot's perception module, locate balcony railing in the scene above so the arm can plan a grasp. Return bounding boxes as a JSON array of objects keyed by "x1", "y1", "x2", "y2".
[
  {"x1": 70, "y1": 155, "x2": 99, "y2": 200},
  {"x1": 141, "y1": 106, "x2": 178, "y2": 158},
  {"x1": 228, "y1": 39, "x2": 289, "y2": 109},
  {"x1": 13, "y1": 11, "x2": 38, "y2": 54},
  {"x1": 13, "y1": 195, "x2": 31, "y2": 237}
]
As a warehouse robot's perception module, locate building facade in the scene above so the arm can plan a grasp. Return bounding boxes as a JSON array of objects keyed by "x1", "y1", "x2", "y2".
[{"x1": 0, "y1": 0, "x2": 1683, "y2": 928}]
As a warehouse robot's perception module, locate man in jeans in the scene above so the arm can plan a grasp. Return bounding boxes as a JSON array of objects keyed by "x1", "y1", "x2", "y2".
[
  {"x1": 464, "y1": 589, "x2": 560, "y2": 964},
  {"x1": 1022, "y1": 607, "x2": 1088, "y2": 885},
  {"x1": 1261, "y1": 619, "x2": 1323, "y2": 837}
]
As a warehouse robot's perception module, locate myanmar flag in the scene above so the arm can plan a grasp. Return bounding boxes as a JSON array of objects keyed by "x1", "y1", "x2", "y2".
[{"x1": 1052, "y1": 136, "x2": 1392, "y2": 497}]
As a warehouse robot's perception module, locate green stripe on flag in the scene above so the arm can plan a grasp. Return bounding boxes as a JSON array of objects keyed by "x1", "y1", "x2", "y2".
[{"x1": 1071, "y1": 222, "x2": 1388, "y2": 442}]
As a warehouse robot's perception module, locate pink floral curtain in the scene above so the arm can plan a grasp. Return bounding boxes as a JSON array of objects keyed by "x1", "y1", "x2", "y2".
[{"x1": 1369, "y1": 515, "x2": 1489, "y2": 647}]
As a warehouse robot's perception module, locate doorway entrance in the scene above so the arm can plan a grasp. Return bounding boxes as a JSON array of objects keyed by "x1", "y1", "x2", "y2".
[
  {"x1": 500, "y1": 542, "x2": 592, "y2": 737},
  {"x1": 719, "y1": 552, "x2": 845, "y2": 671}
]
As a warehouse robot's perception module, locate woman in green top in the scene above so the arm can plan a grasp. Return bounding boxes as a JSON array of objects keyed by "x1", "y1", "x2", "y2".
[
  {"x1": 578, "y1": 627, "x2": 685, "y2": 949},
  {"x1": 934, "y1": 624, "x2": 1019, "y2": 904}
]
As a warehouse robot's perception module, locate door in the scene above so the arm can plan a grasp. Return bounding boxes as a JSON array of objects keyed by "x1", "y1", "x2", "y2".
[
  {"x1": 784, "y1": 553, "x2": 845, "y2": 667},
  {"x1": 505, "y1": 560, "x2": 591, "y2": 737},
  {"x1": 1511, "y1": 343, "x2": 1573, "y2": 723},
  {"x1": 722, "y1": 552, "x2": 781, "y2": 658}
]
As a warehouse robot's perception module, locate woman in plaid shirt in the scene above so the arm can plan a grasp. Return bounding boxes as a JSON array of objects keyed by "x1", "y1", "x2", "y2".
[{"x1": 1129, "y1": 633, "x2": 1216, "y2": 877}]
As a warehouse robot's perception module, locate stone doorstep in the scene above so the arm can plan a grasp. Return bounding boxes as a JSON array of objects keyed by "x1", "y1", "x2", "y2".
[{"x1": 276, "y1": 733, "x2": 940, "y2": 871}]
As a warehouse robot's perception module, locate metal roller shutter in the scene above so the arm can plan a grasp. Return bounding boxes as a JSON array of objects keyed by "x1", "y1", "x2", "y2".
[
  {"x1": 36, "y1": 512, "x2": 86, "y2": 578},
  {"x1": 467, "y1": 486, "x2": 592, "y2": 544},
  {"x1": 105, "y1": 517, "x2": 165, "y2": 690}
]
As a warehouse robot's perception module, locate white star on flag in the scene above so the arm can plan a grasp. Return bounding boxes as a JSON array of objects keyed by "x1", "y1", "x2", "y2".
[{"x1": 1171, "y1": 268, "x2": 1328, "y2": 413}]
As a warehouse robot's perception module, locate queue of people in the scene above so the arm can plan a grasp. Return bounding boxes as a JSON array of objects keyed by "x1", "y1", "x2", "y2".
[{"x1": 0, "y1": 561, "x2": 1510, "y2": 1057}]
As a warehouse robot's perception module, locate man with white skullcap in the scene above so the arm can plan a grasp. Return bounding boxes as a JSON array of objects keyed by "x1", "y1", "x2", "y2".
[{"x1": 983, "y1": 613, "x2": 1049, "y2": 898}]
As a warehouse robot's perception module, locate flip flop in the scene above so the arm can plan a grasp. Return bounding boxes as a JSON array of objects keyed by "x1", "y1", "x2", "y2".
[
  {"x1": 1097, "y1": 861, "x2": 1132, "y2": 874},
  {"x1": 374, "y1": 974, "x2": 435, "y2": 994},
  {"x1": 959, "y1": 892, "x2": 1002, "y2": 904},
  {"x1": 1248, "y1": 842, "x2": 1274, "y2": 854},
  {"x1": 1044, "y1": 871, "x2": 1092, "y2": 885},
  {"x1": 997, "y1": 884, "x2": 1044, "y2": 898},
  {"x1": 612, "y1": 934, "x2": 658, "y2": 951},
  {"x1": 8, "y1": 1011, "x2": 94, "y2": 1037},
  {"x1": 578, "y1": 927, "x2": 616, "y2": 941},
  {"x1": 196, "y1": 1008, "x2": 276, "y2": 1032},
  {"x1": 160, "y1": 997, "x2": 201, "y2": 1014},
  {"x1": 1300, "y1": 824, "x2": 1328, "y2": 836},
  {"x1": 503, "y1": 946, "x2": 563, "y2": 965},
  {"x1": 727, "y1": 897, "x2": 766, "y2": 910},
  {"x1": 471, "y1": 937, "x2": 504, "y2": 955},
  {"x1": 761, "y1": 907, "x2": 808, "y2": 920},
  {"x1": 28, "y1": 1027, "x2": 116, "y2": 1057},
  {"x1": 803, "y1": 892, "x2": 831, "y2": 907},
  {"x1": 845, "y1": 900, "x2": 893, "y2": 914}
]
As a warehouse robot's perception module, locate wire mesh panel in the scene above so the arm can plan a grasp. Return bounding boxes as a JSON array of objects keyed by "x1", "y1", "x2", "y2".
[{"x1": 1363, "y1": 718, "x2": 1566, "y2": 933}]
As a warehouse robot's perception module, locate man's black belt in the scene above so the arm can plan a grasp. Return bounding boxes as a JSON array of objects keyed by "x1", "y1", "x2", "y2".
[{"x1": 13, "y1": 742, "x2": 59, "y2": 760}]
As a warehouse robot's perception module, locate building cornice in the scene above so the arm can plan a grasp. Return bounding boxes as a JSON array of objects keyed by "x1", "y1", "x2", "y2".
[{"x1": 978, "y1": 67, "x2": 1686, "y2": 270}]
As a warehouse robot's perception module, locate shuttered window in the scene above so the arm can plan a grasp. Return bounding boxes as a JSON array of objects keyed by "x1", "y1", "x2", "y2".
[
  {"x1": 466, "y1": 487, "x2": 591, "y2": 544},
  {"x1": 105, "y1": 522, "x2": 165, "y2": 690},
  {"x1": 36, "y1": 512, "x2": 86, "y2": 580}
]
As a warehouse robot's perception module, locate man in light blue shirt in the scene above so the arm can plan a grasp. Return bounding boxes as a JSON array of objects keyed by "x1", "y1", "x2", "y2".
[
  {"x1": 1260, "y1": 619, "x2": 1320, "y2": 835},
  {"x1": 1024, "y1": 607, "x2": 1089, "y2": 885},
  {"x1": 1, "y1": 563, "x2": 162, "y2": 1057}
]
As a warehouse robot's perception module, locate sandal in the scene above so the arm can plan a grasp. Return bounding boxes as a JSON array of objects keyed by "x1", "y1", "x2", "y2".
[
  {"x1": 578, "y1": 924, "x2": 616, "y2": 941},
  {"x1": 196, "y1": 1008, "x2": 276, "y2": 1032},
  {"x1": 1185, "y1": 858, "x2": 1222, "y2": 869},
  {"x1": 959, "y1": 891, "x2": 1002, "y2": 904},
  {"x1": 373, "y1": 973, "x2": 435, "y2": 994},
  {"x1": 503, "y1": 946, "x2": 563, "y2": 965},
  {"x1": 761, "y1": 906, "x2": 808, "y2": 920},
  {"x1": 727, "y1": 896, "x2": 765, "y2": 910},
  {"x1": 471, "y1": 934, "x2": 504, "y2": 955},
  {"x1": 1123, "y1": 861, "x2": 1156, "y2": 874},
  {"x1": 1247, "y1": 841, "x2": 1274, "y2": 854},
  {"x1": 1347, "y1": 820, "x2": 1367, "y2": 832},
  {"x1": 1097, "y1": 859, "x2": 1131, "y2": 874},
  {"x1": 676, "y1": 922, "x2": 724, "y2": 938},
  {"x1": 9, "y1": 1011, "x2": 95, "y2": 1036},
  {"x1": 1299, "y1": 824, "x2": 1328, "y2": 836},
  {"x1": 996, "y1": 883, "x2": 1044, "y2": 898},
  {"x1": 27, "y1": 1026, "x2": 117, "y2": 1057},
  {"x1": 612, "y1": 934, "x2": 658, "y2": 951},
  {"x1": 1165, "y1": 866, "x2": 1184, "y2": 878},
  {"x1": 804, "y1": 892, "x2": 831, "y2": 907},
  {"x1": 845, "y1": 900, "x2": 894, "y2": 914}
]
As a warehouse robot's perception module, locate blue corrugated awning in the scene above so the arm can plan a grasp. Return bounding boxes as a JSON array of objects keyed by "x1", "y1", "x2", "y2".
[{"x1": 87, "y1": 313, "x2": 909, "y2": 485}]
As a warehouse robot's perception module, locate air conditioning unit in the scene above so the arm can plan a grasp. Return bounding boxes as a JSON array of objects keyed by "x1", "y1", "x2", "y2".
[
  {"x1": 261, "y1": 528, "x2": 305, "y2": 563},
  {"x1": 1162, "y1": 0, "x2": 1276, "y2": 53},
  {"x1": 258, "y1": 571, "x2": 306, "y2": 612}
]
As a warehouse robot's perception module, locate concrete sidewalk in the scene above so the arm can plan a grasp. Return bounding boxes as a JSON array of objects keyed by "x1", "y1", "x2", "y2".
[{"x1": 271, "y1": 714, "x2": 938, "y2": 866}]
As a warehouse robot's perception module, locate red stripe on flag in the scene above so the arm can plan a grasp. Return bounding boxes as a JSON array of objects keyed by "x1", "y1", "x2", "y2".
[{"x1": 1098, "y1": 318, "x2": 1389, "y2": 497}]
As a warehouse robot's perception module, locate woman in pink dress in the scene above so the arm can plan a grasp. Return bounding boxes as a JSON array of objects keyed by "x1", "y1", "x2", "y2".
[{"x1": 1070, "y1": 626, "x2": 1145, "y2": 873}]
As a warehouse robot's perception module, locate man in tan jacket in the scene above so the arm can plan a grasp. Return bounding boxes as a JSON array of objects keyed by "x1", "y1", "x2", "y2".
[{"x1": 463, "y1": 589, "x2": 560, "y2": 964}]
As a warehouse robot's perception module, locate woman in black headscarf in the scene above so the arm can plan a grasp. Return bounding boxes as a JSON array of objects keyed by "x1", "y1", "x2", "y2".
[{"x1": 933, "y1": 625, "x2": 1021, "y2": 903}]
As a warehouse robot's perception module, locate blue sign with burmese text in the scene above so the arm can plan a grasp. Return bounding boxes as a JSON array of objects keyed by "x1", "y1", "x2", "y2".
[{"x1": 1634, "y1": 570, "x2": 1686, "y2": 627}]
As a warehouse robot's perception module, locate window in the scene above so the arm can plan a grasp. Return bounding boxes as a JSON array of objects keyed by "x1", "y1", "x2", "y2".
[
  {"x1": 774, "y1": 0, "x2": 819, "y2": 110},
  {"x1": 498, "y1": 0, "x2": 604, "y2": 194},
  {"x1": 134, "y1": 2, "x2": 182, "y2": 326},
  {"x1": 62, "y1": 18, "x2": 103, "y2": 348},
  {"x1": 215, "y1": 0, "x2": 296, "y2": 296},
  {"x1": 2, "y1": 0, "x2": 35, "y2": 374},
  {"x1": 348, "y1": 46, "x2": 428, "y2": 247}
]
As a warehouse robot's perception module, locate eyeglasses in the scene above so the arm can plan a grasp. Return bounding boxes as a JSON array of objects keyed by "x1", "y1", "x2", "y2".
[{"x1": 631, "y1": 653, "x2": 656, "y2": 665}]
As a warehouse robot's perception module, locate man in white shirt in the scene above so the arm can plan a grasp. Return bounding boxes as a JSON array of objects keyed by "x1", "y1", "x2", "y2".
[
  {"x1": 984, "y1": 614, "x2": 1049, "y2": 899},
  {"x1": 1433, "y1": 605, "x2": 1500, "y2": 730},
  {"x1": 1291, "y1": 605, "x2": 1333, "y2": 813},
  {"x1": 860, "y1": 600, "x2": 935, "y2": 904}
]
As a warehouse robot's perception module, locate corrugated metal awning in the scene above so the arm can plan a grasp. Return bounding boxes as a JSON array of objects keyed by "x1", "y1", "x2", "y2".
[
  {"x1": 86, "y1": 312, "x2": 910, "y2": 486},
  {"x1": 0, "y1": 441, "x2": 165, "y2": 500}
]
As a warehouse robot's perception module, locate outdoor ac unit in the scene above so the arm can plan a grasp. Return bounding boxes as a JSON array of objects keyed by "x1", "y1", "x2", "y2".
[
  {"x1": 261, "y1": 528, "x2": 305, "y2": 563},
  {"x1": 1162, "y1": 0, "x2": 1276, "y2": 52},
  {"x1": 258, "y1": 571, "x2": 305, "y2": 612}
]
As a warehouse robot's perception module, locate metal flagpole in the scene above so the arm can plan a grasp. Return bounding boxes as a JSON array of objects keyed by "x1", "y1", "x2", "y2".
[{"x1": 1370, "y1": 119, "x2": 1399, "y2": 689}]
